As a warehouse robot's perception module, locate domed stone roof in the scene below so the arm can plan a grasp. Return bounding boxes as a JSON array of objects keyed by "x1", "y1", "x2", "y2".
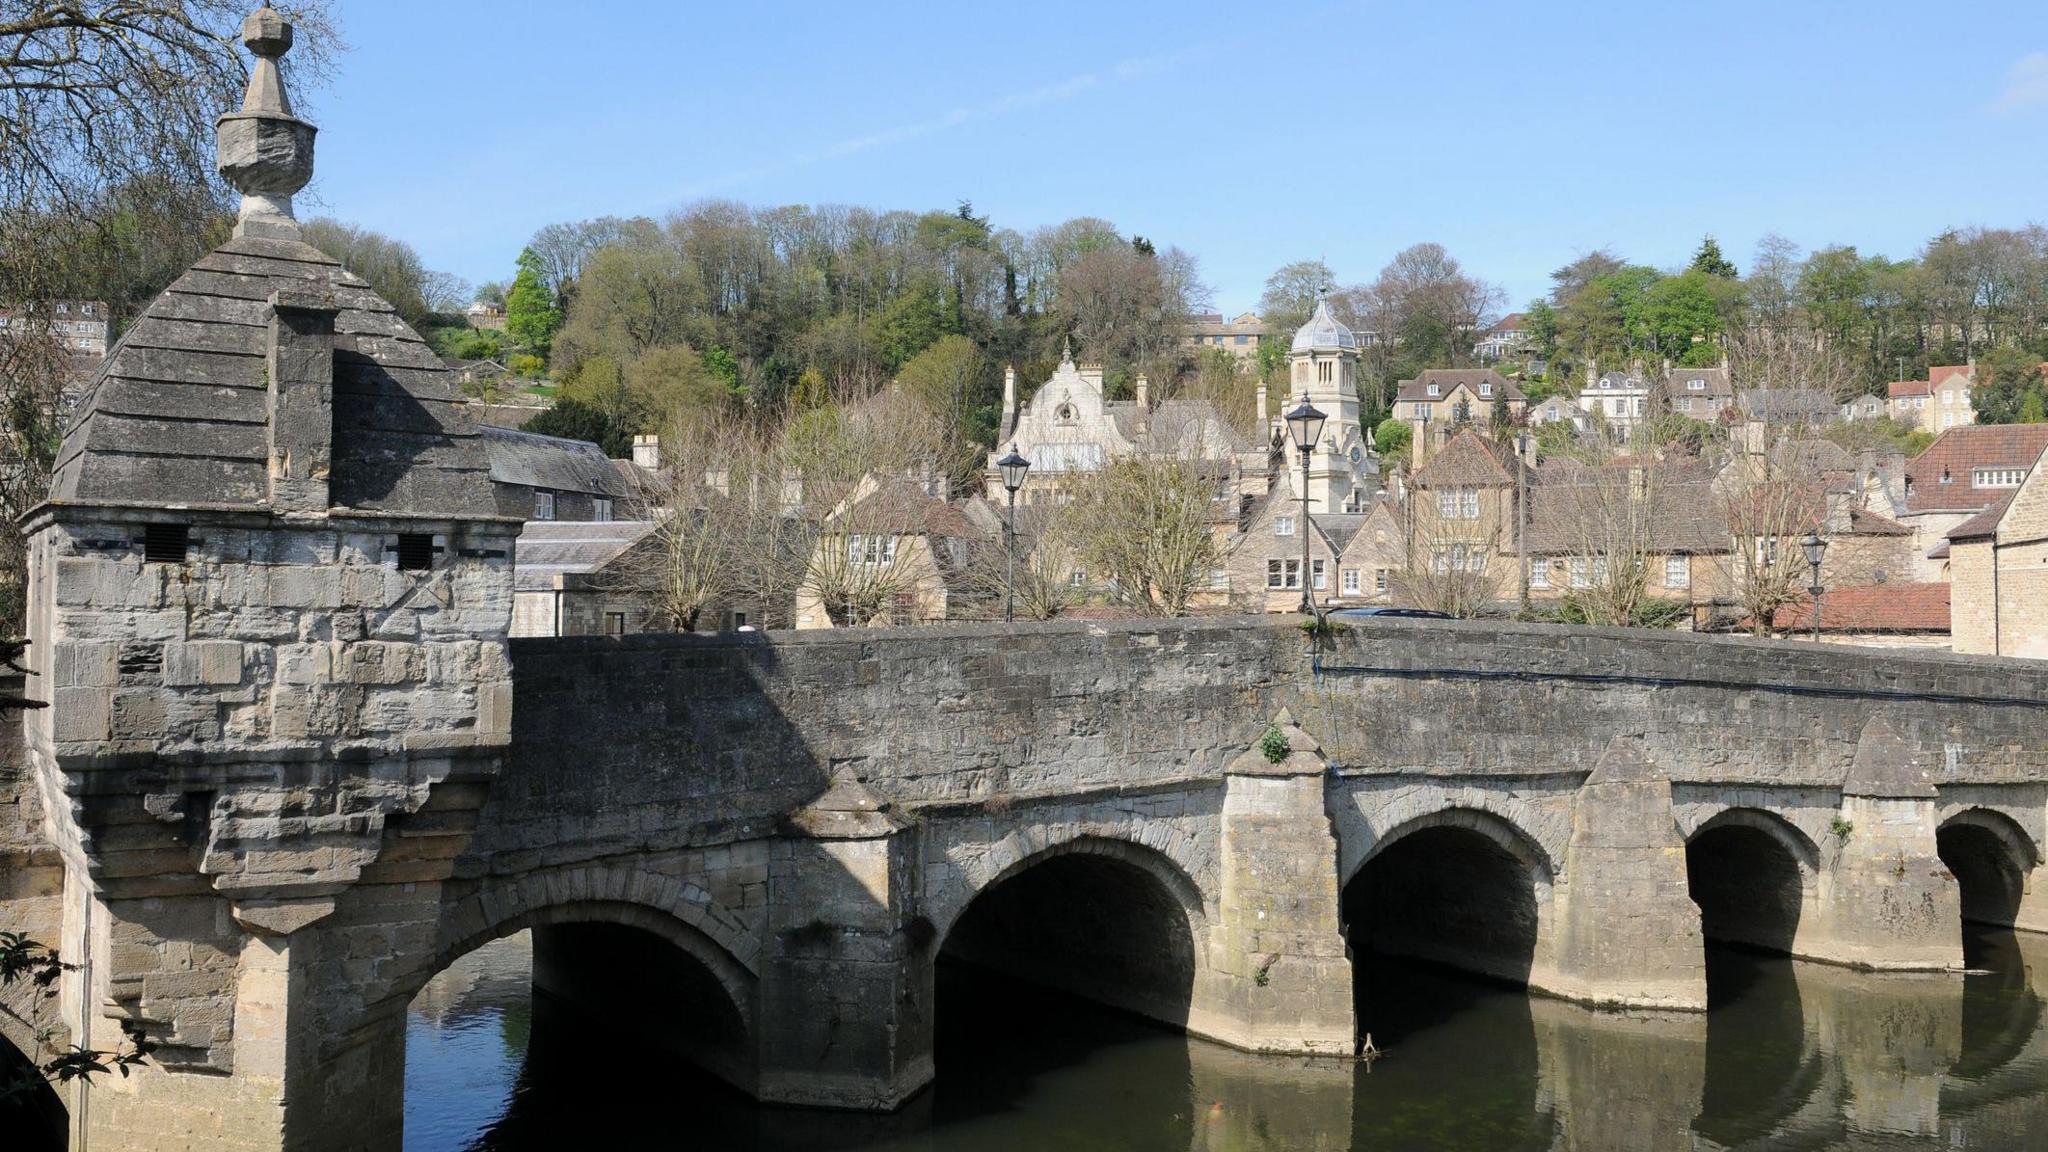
[
  {"x1": 47, "y1": 5, "x2": 494, "y2": 518},
  {"x1": 1290, "y1": 294, "x2": 1357, "y2": 354}
]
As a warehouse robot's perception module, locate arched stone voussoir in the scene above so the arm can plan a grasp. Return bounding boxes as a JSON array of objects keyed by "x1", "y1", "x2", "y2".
[
  {"x1": 1682, "y1": 805, "x2": 1824, "y2": 877},
  {"x1": 1938, "y1": 805, "x2": 2043, "y2": 872},
  {"x1": 1340, "y1": 784, "x2": 1567, "y2": 884},
  {"x1": 927, "y1": 824, "x2": 1215, "y2": 944},
  {"x1": 377, "y1": 862, "x2": 763, "y2": 1021}
]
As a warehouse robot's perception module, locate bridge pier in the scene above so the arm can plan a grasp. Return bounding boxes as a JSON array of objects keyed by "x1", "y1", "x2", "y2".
[
  {"x1": 1549, "y1": 740, "x2": 1708, "y2": 1010},
  {"x1": 1192, "y1": 711, "x2": 1354, "y2": 1054},
  {"x1": 759, "y1": 771, "x2": 933, "y2": 1109},
  {"x1": 1804, "y1": 718, "x2": 1963, "y2": 971}
]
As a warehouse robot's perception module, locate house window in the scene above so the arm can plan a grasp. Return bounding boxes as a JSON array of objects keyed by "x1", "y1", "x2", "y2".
[
  {"x1": 1070, "y1": 569, "x2": 1088, "y2": 588},
  {"x1": 1974, "y1": 468, "x2": 2026, "y2": 488},
  {"x1": 1462, "y1": 489, "x2": 1480, "y2": 519},
  {"x1": 593, "y1": 498, "x2": 613, "y2": 522},
  {"x1": 533, "y1": 490, "x2": 555, "y2": 520},
  {"x1": 1569, "y1": 556, "x2": 1590, "y2": 588},
  {"x1": 1414, "y1": 403, "x2": 1429, "y2": 418},
  {"x1": 1274, "y1": 514, "x2": 1295, "y2": 537},
  {"x1": 396, "y1": 533, "x2": 435, "y2": 572},
  {"x1": 1480, "y1": 381, "x2": 1492, "y2": 397},
  {"x1": 604, "y1": 612, "x2": 627, "y2": 636},
  {"x1": 1312, "y1": 559, "x2": 1326, "y2": 590},
  {"x1": 1532, "y1": 559, "x2": 1551, "y2": 588},
  {"x1": 1342, "y1": 568, "x2": 1360, "y2": 594},
  {"x1": 1374, "y1": 568, "x2": 1389, "y2": 594},
  {"x1": 1208, "y1": 567, "x2": 1230, "y2": 590},
  {"x1": 143, "y1": 523, "x2": 190, "y2": 563},
  {"x1": 1427, "y1": 383, "x2": 1440, "y2": 397},
  {"x1": 848, "y1": 535, "x2": 897, "y2": 566},
  {"x1": 1266, "y1": 558, "x2": 1301, "y2": 590},
  {"x1": 1664, "y1": 555, "x2": 1690, "y2": 589},
  {"x1": 1234, "y1": 334, "x2": 1248, "y2": 345},
  {"x1": 1688, "y1": 379, "x2": 1705, "y2": 390}
]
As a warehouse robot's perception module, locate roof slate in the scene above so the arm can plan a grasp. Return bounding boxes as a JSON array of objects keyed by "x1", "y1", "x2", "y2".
[
  {"x1": 50, "y1": 234, "x2": 493, "y2": 517},
  {"x1": 1904, "y1": 425, "x2": 2048, "y2": 513}
]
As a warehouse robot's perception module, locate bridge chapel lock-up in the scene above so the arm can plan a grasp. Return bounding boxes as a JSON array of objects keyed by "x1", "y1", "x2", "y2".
[{"x1": 3, "y1": 6, "x2": 2048, "y2": 1152}]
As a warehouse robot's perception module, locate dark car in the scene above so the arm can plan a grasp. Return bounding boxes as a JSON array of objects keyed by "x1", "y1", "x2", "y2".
[{"x1": 1326, "y1": 606, "x2": 1452, "y2": 621}]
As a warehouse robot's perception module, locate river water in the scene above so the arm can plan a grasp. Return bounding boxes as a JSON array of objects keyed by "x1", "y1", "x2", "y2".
[{"x1": 405, "y1": 927, "x2": 2048, "y2": 1151}]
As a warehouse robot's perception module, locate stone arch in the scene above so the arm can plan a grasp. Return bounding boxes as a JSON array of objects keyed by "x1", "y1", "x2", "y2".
[
  {"x1": 936, "y1": 833, "x2": 1212, "y2": 1031},
  {"x1": 1686, "y1": 807, "x2": 1822, "y2": 877},
  {"x1": 1938, "y1": 807, "x2": 2040, "y2": 929},
  {"x1": 931, "y1": 821, "x2": 1212, "y2": 943},
  {"x1": 1348, "y1": 803, "x2": 1559, "y2": 888},
  {"x1": 1685, "y1": 807, "x2": 1818, "y2": 956},
  {"x1": 1343, "y1": 807, "x2": 1556, "y2": 988}
]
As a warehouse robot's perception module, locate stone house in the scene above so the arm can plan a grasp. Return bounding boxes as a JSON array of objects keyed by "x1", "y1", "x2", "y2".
[
  {"x1": 1521, "y1": 458, "x2": 1732, "y2": 615},
  {"x1": 1924, "y1": 364, "x2": 1979, "y2": 431},
  {"x1": 483, "y1": 424, "x2": 637, "y2": 522},
  {"x1": 1654, "y1": 366, "x2": 1734, "y2": 420},
  {"x1": 1226, "y1": 471, "x2": 1403, "y2": 613},
  {"x1": 794, "y1": 478, "x2": 984, "y2": 629},
  {"x1": 1899, "y1": 424, "x2": 2048, "y2": 580},
  {"x1": 988, "y1": 348, "x2": 1258, "y2": 505},
  {"x1": 1393, "y1": 369, "x2": 1527, "y2": 463},
  {"x1": 1581, "y1": 370, "x2": 1653, "y2": 436},
  {"x1": 1472, "y1": 313, "x2": 1530, "y2": 363},
  {"x1": 1400, "y1": 428, "x2": 1526, "y2": 601},
  {"x1": 509, "y1": 520, "x2": 660, "y2": 638},
  {"x1": 1948, "y1": 442, "x2": 2048, "y2": 657},
  {"x1": 1887, "y1": 378, "x2": 1934, "y2": 425},
  {"x1": 1528, "y1": 394, "x2": 1591, "y2": 433},
  {"x1": 1841, "y1": 394, "x2": 1887, "y2": 422},
  {"x1": 1184, "y1": 311, "x2": 1269, "y2": 359}
]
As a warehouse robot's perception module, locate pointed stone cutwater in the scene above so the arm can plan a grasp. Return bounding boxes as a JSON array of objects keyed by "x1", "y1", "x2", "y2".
[
  {"x1": 1810, "y1": 714, "x2": 1962, "y2": 970},
  {"x1": 1553, "y1": 736, "x2": 1706, "y2": 1010},
  {"x1": 216, "y1": 4, "x2": 317, "y2": 239}
]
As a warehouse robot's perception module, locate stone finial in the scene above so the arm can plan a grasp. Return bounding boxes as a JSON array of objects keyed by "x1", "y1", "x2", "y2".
[
  {"x1": 216, "y1": 5, "x2": 317, "y2": 239},
  {"x1": 1843, "y1": 713, "x2": 1938, "y2": 798}
]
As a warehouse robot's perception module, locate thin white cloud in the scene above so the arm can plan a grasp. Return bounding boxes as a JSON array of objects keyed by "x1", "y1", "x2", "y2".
[
  {"x1": 674, "y1": 45, "x2": 1212, "y2": 199},
  {"x1": 1992, "y1": 52, "x2": 2048, "y2": 112}
]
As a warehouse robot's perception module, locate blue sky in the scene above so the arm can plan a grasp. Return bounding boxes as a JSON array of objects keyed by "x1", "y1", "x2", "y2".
[{"x1": 305, "y1": 1, "x2": 2048, "y2": 314}]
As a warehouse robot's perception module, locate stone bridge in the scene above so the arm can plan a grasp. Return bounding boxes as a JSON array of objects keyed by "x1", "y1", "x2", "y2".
[{"x1": 8, "y1": 616, "x2": 2048, "y2": 1151}]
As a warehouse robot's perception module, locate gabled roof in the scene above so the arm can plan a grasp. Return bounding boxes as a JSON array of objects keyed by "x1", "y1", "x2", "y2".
[
  {"x1": 1887, "y1": 379, "x2": 1933, "y2": 398},
  {"x1": 1848, "y1": 506, "x2": 1911, "y2": 536},
  {"x1": 483, "y1": 425, "x2": 633, "y2": 498},
  {"x1": 1411, "y1": 428, "x2": 1518, "y2": 488},
  {"x1": 1656, "y1": 366, "x2": 1733, "y2": 399},
  {"x1": 1738, "y1": 388, "x2": 1836, "y2": 421},
  {"x1": 1394, "y1": 369, "x2": 1525, "y2": 403},
  {"x1": 1522, "y1": 472, "x2": 1727, "y2": 556},
  {"x1": 1946, "y1": 492, "x2": 2015, "y2": 541},
  {"x1": 1904, "y1": 425, "x2": 2048, "y2": 513},
  {"x1": 1769, "y1": 582, "x2": 1950, "y2": 634},
  {"x1": 1928, "y1": 365, "x2": 1973, "y2": 387},
  {"x1": 830, "y1": 480, "x2": 980, "y2": 539}
]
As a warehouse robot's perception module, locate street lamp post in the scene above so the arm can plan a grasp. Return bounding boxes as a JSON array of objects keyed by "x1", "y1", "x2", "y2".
[
  {"x1": 1800, "y1": 530, "x2": 1828, "y2": 643},
  {"x1": 1284, "y1": 395, "x2": 1327, "y2": 616},
  {"x1": 1516, "y1": 427, "x2": 1532, "y2": 616},
  {"x1": 997, "y1": 445, "x2": 1031, "y2": 623}
]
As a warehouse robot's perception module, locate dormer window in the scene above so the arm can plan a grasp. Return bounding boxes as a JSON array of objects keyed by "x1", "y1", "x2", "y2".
[
  {"x1": 1688, "y1": 379, "x2": 1705, "y2": 390},
  {"x1": 1427, "y1": 384, "x2": 1440, "y2": 397},
  {"x1": 1480, "y1": 382, "x2": 1492, "y2": 397}
]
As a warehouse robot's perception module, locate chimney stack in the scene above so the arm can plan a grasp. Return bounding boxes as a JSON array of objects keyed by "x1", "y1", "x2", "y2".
[
  {"x1": 1256, "y1": 380, "x2": 1268, "y2": 428},
  {"x1": 632, "y1": 434, "x2": 661, "y2": 471},
  {"x1": 1135, "y1": 374, "x2": 1150, "y2": 410}
]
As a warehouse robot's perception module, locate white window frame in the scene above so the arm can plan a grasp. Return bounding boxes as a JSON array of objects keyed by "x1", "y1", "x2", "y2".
[
  {"x1": 1342, "y1": 568, "x2": 1360, "y2": 595},
  {"x1": 1531, "y1": 559, "x2": 1550, "y2": 589},
  {"x1": 1374, "y1": 568, "x2": 1389, "y2": 594},
  {"x1": 1274, "y1": 514, "x2": 1296, "y2": 537},
  {"x1": 593, "y1": 497, "x2": 613, "y2": 522},
  {"x1": 1461, "y1": 489, "x2": 1480, "y2": 519},
  {"x1": 533, "y1": 490, "x2": 555, "y2": 520},
  {"x1": 1569, "y1": 556, "x2": 1590, "y2": 588},
  {"x1": 1312, "y1": 559, "x2": 1326, "y2": 590},
  {"x1": 1664, "y1": 555, "x2": 1690, "y2": 589}
]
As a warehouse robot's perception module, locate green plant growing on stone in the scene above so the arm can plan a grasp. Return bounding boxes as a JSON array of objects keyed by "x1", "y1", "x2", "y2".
[
  {"x1": 1259, "y1": 727, "x2": 1290, "y2": 764},
  {"x1": 0, "y1": 931, "x2": 156, "y2": 1102},
  {"x1": 1252, "y1": 953, "x2": 1279, "y2": 987},
  {"x1": 1830, "y1": 816, "x2": 1854, "y2": 841}
]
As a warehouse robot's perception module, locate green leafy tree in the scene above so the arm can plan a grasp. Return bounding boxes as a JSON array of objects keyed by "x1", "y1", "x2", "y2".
[
  {"x1": 1642, "y1": 270, "x2": 1724, "y2": 366},
  {"x1": 1974, "y1": 347, "x2": 2048, "y2": 424},
  {"x1": 1689, "y1": 236, "x2": 1738, "y2": 279},
  {"x1": 505, "y1": 247, "x2": 563, "y2": 358},
  {"x1": 1371, "y1": 417, "x2": 1411, "y2": 459}
]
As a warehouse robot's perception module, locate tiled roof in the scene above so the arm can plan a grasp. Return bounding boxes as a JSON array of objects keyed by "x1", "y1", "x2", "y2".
[
  {"x1": 1394, "y1": 369, "x2": 1526, "y2": 403},
  {"x1": 834, "y1": 480, "x2": 981, "y2": 538},
  {"x1": 1848, "y1": 507, "x2": 1911, "y2": 536},
  {"x1": 1656, "y1": 367, "x2": 1733, "y2": 399},
  {"x1": 1523, "y1": 475, "x2": 1727, "y2": 556},
  {"x1": 1887, "y1": 380, "x2": 1932, "y2": 398},
  {"x1": 1769, "y1": 582, "x2": 1950, "y2": 634},
  {"x1": 1946, "y1": 492, "x2": 2015, "y2": 541},
  {"x1": 1904, "y1": 425, "x2": 2048, "y2": 513},
  {"x1": 1928, "y1": 365, "x2": 1973, "y2": 387}
]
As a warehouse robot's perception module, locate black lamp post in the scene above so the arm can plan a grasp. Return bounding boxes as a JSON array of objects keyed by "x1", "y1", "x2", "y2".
[
  {"x1": 996, "y1": 445, "x2": 1031, "y2": 623},
  {"x1": 1284, "y1": 395, "x2": 1327, "y2": 616},
  {"x1": 1800, "y1": 530, "x2": 1828, "y2": 642}
]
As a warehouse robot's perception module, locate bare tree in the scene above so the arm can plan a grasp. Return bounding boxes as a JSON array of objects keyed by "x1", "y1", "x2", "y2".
[
  {"x1": 1395, "y1": 484, "x2": 1509, "y2": 618},
  {"x1": 1065, "y1": 454, "x2": 1221, "y2": 617},
  {"x1": 613, "y1": 420, "x2": 760, "y2": 631},
  {"x1": 1715, "y1": 440, "x2": 1825, "y2": 636},
  {"x1": 955, "y1": 503, "x2": 1079, "y2": 622}
]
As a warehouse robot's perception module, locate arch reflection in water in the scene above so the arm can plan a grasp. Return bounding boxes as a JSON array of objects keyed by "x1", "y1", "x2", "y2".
[{"x1": 405, "y1": 931, "x2": 2048, "y2": 1151}]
